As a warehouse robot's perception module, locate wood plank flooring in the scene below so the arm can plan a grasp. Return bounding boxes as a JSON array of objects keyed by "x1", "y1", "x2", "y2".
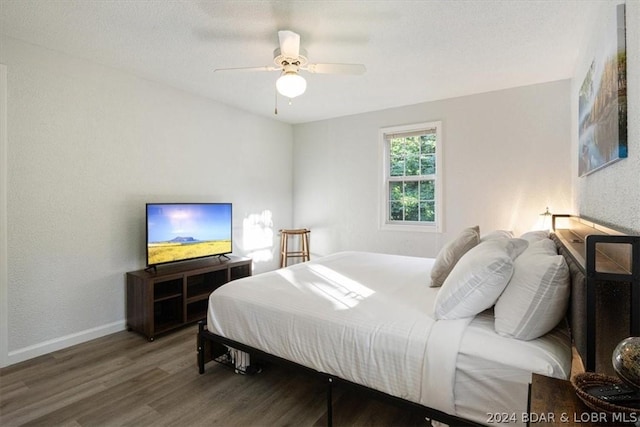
[{"x1": 0, "y1": 325, "x2": 427, "y2": 426}]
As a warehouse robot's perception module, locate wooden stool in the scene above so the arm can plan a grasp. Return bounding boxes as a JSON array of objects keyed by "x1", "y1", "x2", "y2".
[{"x1": 279, "y1": 229, "x2": 310, "y2": 268}]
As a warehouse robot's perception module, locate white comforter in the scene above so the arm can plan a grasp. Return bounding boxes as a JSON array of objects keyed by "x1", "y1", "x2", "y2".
[{"x1": 207, "y1": 251, "x2": 570, "y2": 424}]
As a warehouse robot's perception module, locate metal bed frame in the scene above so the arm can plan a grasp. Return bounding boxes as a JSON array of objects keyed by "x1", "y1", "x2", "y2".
[
  {"x1": 552, "y1": 214, "x2": 639, "y2": 374},
  {"x1": 197, "y1": 321, "x2": 482, "y2": 427}
]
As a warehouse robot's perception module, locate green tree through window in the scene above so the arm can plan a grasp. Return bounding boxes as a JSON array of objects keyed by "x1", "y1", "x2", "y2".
[{"x1": 381, "y1": 122, "x2": 441, "y2": 230}]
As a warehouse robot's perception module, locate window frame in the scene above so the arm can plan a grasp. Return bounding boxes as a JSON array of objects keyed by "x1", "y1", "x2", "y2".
[{"x1": 379, "y1": 121, "x2": 443, "y2": 233}]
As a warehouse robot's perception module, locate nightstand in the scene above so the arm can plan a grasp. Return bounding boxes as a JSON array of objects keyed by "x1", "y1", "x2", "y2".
[{"x1": 528, "y1": 373, "x2": 640, "y2": 426}]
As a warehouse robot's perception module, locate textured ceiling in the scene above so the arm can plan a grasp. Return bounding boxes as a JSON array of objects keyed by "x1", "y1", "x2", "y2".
[{"x1": 0, "y1": 0, "x2": 601, "y2": 124}]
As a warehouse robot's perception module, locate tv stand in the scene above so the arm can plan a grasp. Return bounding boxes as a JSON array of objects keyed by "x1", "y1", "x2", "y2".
[
  {"x1": 126, "y1": 256, "x2": 252, "y2": 341},
  {"x1": 217, "y1": 254, "x2": 231, "y2": 261}
]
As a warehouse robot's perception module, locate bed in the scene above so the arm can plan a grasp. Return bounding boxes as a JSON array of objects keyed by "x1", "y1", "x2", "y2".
[{"x1": 197, "y1": 217, "x2": 639, "y2": 426}]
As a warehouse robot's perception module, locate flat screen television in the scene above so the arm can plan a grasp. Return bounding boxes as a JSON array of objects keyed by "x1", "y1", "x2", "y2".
[{"x1": 146, "y1": 203, "x2": 232, "y2": 267}]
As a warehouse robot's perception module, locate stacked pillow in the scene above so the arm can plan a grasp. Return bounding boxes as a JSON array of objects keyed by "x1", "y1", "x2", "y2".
[
  {"x1": 433, "y1": 237, "x2": 528, "y2": 320},
  {"x1": 430, "y1": 227, "x2": 569, "y2": 340},
  {"x1": 519, "y1": 230, "x2": 550, "y2": 243},
  {"x1": 429, "y1": 226, "x2": 480, "y2": 287},
  {"x1": 494, "y1": 237, "x2": 570, "y2": 340},
  {"x1": 480, "y1": 229, "x2": 514, "y2": 241}
]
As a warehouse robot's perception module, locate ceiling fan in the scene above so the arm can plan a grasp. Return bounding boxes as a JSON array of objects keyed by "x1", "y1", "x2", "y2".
[{"x1": 215, "y1": 30, "x2": 366, "y2": 100}]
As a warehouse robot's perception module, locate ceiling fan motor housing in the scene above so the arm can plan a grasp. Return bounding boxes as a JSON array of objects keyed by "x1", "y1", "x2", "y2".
[{"x1": 273, "y1": 47, "x2": 308, "y2": 69}]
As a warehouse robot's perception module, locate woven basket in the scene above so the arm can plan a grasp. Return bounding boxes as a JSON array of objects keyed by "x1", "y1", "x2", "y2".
[{"x1": 571, "y1": 372, "x2": 640, "y2": 417}]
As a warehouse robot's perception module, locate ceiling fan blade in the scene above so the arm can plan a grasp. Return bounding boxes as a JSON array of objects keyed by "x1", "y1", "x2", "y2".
[
  {"x1": 214, "y1": 65, "x2": 280, "y2": 73},
  {"x1": 278, "y1": 30, "x2": 301, "y2": 59},
  {"x1": 305, "y1": 63, "x2": 366, "y2": 75}
]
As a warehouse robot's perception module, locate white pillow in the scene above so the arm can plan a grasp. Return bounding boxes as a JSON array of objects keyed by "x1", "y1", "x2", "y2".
[
  {"x1": 494, "y1": 239, "x2": 570, "y2": 340},
  {"x1": 520, "y1": 230, "x2": 550, "y2": 243},
  {"x1": 516, "y1": 237, "x2": 557, "y2": 257},
  {"x1": 434, "y1": 238, "x2": 528, "y2": 320},
  {"x1": 429, "y1": 226, "x2": 480, "y2": 287},
  {"x1": 480, "y1": 230, "x2": 514, "y2": 241},
  {"x1": 528, "y1": 238, "x2": 558, "y2": 255}
]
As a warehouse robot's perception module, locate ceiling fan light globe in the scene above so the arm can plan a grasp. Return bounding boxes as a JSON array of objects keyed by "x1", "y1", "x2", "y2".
[{"x1": 276, "y1": 73, "x2": 307, "y2": 98}]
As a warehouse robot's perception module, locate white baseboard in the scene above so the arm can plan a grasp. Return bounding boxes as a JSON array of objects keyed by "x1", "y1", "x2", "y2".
[{"x1": 4, "y1": 320, "x2": 126, "y2": 367}]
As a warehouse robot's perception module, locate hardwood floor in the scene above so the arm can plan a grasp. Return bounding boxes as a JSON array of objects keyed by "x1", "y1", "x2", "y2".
[{"x1": 0, "y1": 325, "x2": 428, "y2": 426}]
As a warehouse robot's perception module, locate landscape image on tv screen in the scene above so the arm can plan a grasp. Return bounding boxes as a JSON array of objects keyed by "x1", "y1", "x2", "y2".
[{"x1": 146, "y1": 203, "x2": 232, "y2": 266}]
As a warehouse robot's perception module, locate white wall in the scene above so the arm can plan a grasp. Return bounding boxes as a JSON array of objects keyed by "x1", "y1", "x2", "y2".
[
  {"x1": 0, "y1": 36, "x2": 293, "y2": 366},
  {"x1": 572, "y1": 0, "x2": 640, "y2": 232},
  {"x1": 293, "y1": 80, "x2": 572, "y2": 258},
  {"x1": 1, "y1": 64, "x2": 8, "y2": 368},
  {"x1": 4, "y1": 2, "x2": 636, "y2": 368}
]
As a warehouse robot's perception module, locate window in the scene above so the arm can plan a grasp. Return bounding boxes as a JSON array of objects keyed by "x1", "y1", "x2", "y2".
[{"x1": 380, "y1": 122, "x2": 442, "y2": 232}]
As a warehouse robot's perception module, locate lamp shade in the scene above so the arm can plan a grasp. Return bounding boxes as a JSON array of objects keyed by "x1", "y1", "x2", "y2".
[{"x1": 276, "y1": 72, "x2": 306, "y2": 98}]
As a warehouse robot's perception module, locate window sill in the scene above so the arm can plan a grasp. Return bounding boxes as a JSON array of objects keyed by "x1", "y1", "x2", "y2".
[{"x1": 379, "y1": 222, "x2": 441, "y2": 233}]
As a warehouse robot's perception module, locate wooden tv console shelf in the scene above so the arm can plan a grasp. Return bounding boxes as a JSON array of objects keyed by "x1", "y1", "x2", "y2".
[{"x1": 126, "y1": 256, "x2": 252, "y2": 341}]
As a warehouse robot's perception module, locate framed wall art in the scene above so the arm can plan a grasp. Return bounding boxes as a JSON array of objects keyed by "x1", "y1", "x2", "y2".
[{"x1": 578, "y1": 3, "x2": 627, "y2": 177}]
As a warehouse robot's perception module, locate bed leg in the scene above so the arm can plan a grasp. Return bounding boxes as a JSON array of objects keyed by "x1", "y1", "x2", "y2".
[
  {"x1": 326, "y1": 377, "x2": 333, "y2": 427},
  {"x1": 197, "y1": 321, "x2": 205, "y2": 374}
]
